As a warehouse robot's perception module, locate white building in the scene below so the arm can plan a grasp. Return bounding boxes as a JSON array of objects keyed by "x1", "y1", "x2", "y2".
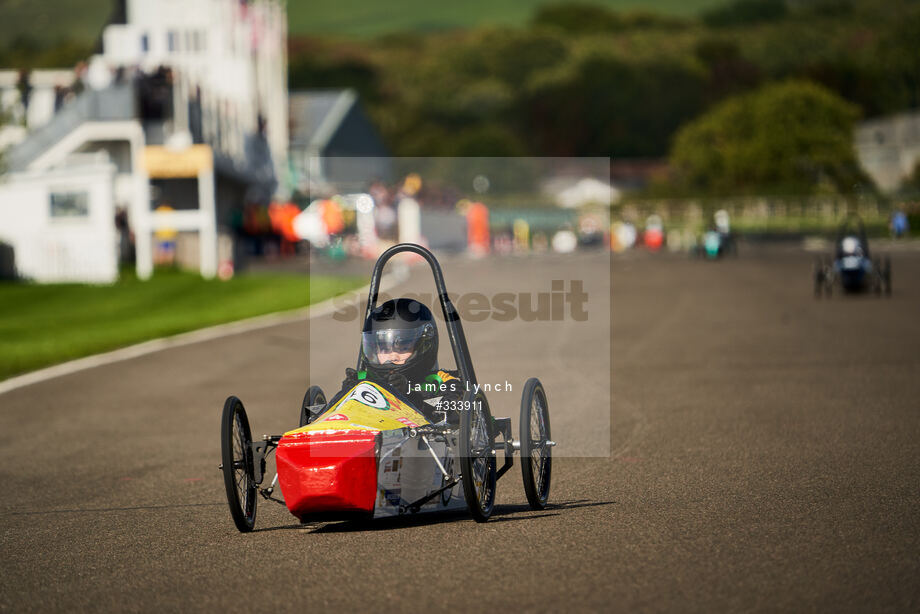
[
  {"x1": 0, "y1": 70, "x2": 76, "y2": 150},
  {"x1": 0, "y1": 154, "x2": 119, "y2": 282},
  {"x1": 855, "y1": 111, "x2": 920, "y2": 193},
  {"x1": 0, "y1": 0, "x2": 287, "y2": 282}
]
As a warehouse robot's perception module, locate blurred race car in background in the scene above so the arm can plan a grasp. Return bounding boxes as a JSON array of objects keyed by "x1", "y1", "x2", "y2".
[
  {"x1": 814, "y1": 215, "x2": 891, "y2": 297},
  {"x1": 695, "y1": 210, "x2": 736, "y2": 260},
  {"x1": 697, "y1": 228, "x2": 737, "y2": 259}
]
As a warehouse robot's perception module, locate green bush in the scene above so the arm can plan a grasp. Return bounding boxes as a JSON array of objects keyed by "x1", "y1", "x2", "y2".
[
  {"x1": 669, "y1": 80, "x2": 870, "y2": 195},
  {"x1": 523, "y1": 50, "x2": 707, "y2": 157}
]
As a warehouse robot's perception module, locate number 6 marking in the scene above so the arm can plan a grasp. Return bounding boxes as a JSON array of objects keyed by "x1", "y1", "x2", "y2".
[{"x1": 349, "y1": 383, "x2": 388, "y2": 409}]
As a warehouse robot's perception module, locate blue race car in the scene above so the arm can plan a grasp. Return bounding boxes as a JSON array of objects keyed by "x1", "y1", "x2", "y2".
[{"x1": 814, "y1": 216, "x2": 891, "y2": 297}]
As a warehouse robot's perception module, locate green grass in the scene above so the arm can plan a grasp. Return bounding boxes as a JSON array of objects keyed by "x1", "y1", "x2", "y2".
[
  {"x1": 728, "y1": 216, "x2": 891, "y2": 236},
  {"x1": 0, "y1": 0, "x2": 111, "y2": 48},
  {"x1": 0, "y1": 270, "x2": 363, "y2": 381},
  {"x1": 286, "y1": 0, "x2": 723, "y2": 38},
  {"x1": 0, "y1": 0, "x2": 724, "y2": 47}
]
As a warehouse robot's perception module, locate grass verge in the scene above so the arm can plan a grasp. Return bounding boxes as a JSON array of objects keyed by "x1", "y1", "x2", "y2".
[
  {"x1": 0, "y1": 270, "x2": 363, "y2": 381},
  {"x1": 0, "y1": 0, "x2": 722, "y2": 46}
]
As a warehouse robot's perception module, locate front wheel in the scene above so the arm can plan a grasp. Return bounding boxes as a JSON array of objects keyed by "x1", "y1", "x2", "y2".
[
  {"x1": 460, "y1": 389, "x2": 496, "y2": 522},
  {"x1": 813, "y1": 258, "x2": 825, "y2": 298},
  {"x1": 221, "y1": 396, "x2": 257, "y2": 532},
  {"x1": 300, "y1": 385, "x2": 326, "y2": 427},
  {"x1": 520, "y1": 378, "x2": 552, "y2": 510}
]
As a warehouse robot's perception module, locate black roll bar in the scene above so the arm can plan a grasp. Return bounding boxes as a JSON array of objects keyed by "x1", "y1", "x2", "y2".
[{"x1": 356, "y1": 243, "x2": 478, "y2": 387}]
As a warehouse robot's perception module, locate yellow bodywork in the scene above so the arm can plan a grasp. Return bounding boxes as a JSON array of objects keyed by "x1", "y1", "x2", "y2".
[{"x1": 283, "y1": 381, "x2": 430, "y2": 436}]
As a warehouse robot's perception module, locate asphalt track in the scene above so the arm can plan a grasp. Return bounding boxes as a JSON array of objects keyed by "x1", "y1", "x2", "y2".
[{"x1": 2, "y1": 245, "x2": 919, "y2": 612}]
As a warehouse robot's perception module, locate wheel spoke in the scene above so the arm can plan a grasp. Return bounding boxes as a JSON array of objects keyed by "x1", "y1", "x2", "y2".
[
  {"x1": 473, "y1": 457, "x2": 484, "y2": 501},
  {"x1": 233, "y1": 428, "x2": 242, "y2": 460},
  {"x1": 471, "y1": 403, "x2": 491, "y2": 508},
  {"x1": 233, "y1": 407, "x2": 255, "y2": 519},
  {"x1": 536, "y1": 456, "x2": 545, "y2": 494}
]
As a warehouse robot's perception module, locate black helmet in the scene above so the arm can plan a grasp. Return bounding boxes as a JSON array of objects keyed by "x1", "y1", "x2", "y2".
[{"x1": 362, "y1": 298, "x2": 438, "y2": 381}]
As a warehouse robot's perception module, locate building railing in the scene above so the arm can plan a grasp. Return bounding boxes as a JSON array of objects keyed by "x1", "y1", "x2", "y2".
[{"x1": 4, "y1": 84, "x2": 136, "y2": 172}]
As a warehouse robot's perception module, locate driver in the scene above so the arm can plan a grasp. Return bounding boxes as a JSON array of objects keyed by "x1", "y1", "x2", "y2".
[{"x1": 338, "y1": 298, "x2": 462, "y2": 423}]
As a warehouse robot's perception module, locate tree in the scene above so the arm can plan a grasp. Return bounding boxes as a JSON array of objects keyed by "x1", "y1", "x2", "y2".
[
  {"x1": 899, "y1": 160, "x2": 920, "y2": 196},
  {"x1": 694, "y1": 37, "x2": 762, "y2": 103},
  {"x1": 873, "y1": 6, "x2": 920, "y2": 110},
  {"x1": 702, "y1": 0, "x2": 788, "y2": 28},
  {"x1": 532, "y1": 3, "x2": 687, "y2": 33},
  {"x1": 522, "y1": 50, "x2": 706, "y2": 157},
  {"x1": 287, "y1": 38, "x2": 381, "y2": 104},
  {"x1": 668, "y1": 80, "x2": 870, "y2": 195},
  {"x1": 531, "y1": 3, "x2": 624, "y2": 34}
]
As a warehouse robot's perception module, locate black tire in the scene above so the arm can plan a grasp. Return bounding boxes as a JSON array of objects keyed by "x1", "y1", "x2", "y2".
[
  {"x1": 813, "y1": 259, "x2": 825, "y2": 299},
  {"x1": 460, "y1": 389, "x2": 496, "y2": 522},
  {"x1": 300, "y1": 385, "x2": 326, "y2": 427},
  {"x1": 520, "y1": 378, "x2": 552, "y2": 510},
  {"x1": 221, "y1": 396, "x2": 257, "y2": 532}
]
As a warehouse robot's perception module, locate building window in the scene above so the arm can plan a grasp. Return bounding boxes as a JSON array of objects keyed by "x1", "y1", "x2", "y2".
[
  {"x1": 168, "y1": 31, "x2": 178, "y2": 52},
  {"x1": 50, "y1": 192, "x2": 90, "y2": 219},
  {"x1": 140, "y1": 33, "x2": 149, "y2": 53}
]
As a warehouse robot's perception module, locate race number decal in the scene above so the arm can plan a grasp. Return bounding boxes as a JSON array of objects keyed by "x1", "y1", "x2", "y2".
[{"x1": 347, "y1": 383, "x2": 389, "y2": 410}]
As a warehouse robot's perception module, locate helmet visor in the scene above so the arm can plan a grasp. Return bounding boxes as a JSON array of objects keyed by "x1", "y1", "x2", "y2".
[{"x1": 362, "y1": 325, "x2": 433, "y2": 366}]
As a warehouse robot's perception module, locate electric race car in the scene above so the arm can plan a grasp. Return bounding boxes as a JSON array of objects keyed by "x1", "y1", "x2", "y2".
[
  {"x1": 813, "y1": 216, "x2": 891, "y2": 297},
  {"x1": 696, "y1": 228, "x2": 736, "y2": 259},
  {"x1": 219, "y1": 243, "x2": 554, "y2": 531},
  {"x1": 695, "y1": 210, "x2": 736, "y2": 260}
]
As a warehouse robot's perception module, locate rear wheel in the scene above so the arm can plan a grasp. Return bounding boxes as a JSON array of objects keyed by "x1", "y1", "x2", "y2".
[
  {"x1": 824, "y1": 264, "x2": 834, "y2": 298},
  {"x1": 221, "y1": 396, "x2": 257, "y2": 532},
  {"x1": 300, "y1": 386, "x2": 326, "y2": 427},
  {"x1": 520, "y1": 378, "x2": 552, "y2": 510},
  {"x1": 813, "y1": 258, "x2": 825, "y2": 298},
  {"x1": 460, "y1": 389, "x2": 496, "y2": 522}
]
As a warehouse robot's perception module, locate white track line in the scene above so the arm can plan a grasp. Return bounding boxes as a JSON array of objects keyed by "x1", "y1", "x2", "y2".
[{"x1": 0, "y1": 266, "x2": 409, "y2": 396}]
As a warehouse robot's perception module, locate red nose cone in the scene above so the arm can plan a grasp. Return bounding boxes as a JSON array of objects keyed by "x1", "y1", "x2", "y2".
[{"x1": 276, "y1": 431, "x2": 378, "y2": 518}]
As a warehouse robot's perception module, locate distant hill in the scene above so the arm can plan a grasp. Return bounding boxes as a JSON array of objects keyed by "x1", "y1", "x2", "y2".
[
  {"x1": 287, "y1": 0, "x2": 724, "y2": 38},
  {"x1": 0, "y1": 0, "x2": 724, "y2": 48},
  {"x1": 0, "y1": 0, "x2": 113, "y2": 49}
]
